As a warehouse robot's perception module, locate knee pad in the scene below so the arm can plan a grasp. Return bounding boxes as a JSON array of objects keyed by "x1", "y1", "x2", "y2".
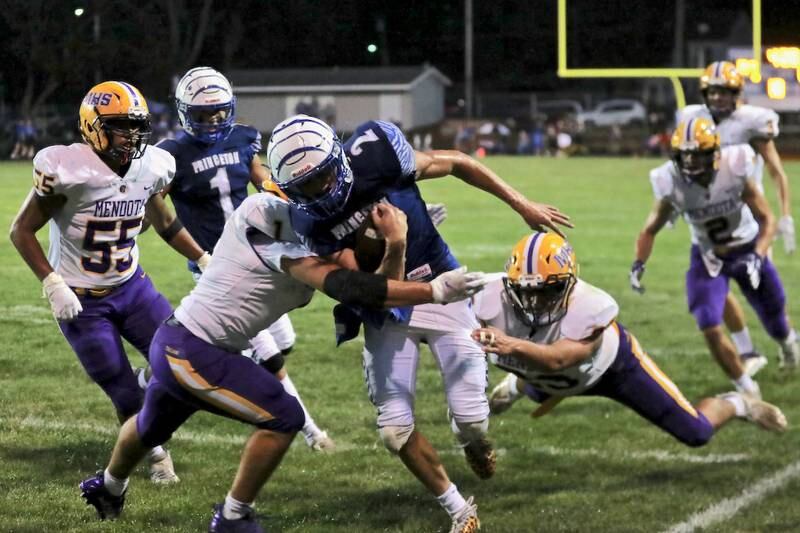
[
  {"x1": 451, "y1": 418, "x2": 489, "y2": 445},
  {"x1": 259, "y1": 353, "x2": 285, "y2": 374},
  {"x1": 379, "y1": 424, "x2": 414, "y2": 454}
]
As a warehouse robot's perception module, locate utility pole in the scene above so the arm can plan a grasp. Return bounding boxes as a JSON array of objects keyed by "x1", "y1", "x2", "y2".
[{"x1": 464, "y1": 0, "x2": 473, "y2": 119}]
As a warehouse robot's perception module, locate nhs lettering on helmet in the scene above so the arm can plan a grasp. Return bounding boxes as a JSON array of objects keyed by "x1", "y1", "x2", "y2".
[
  {"x1": 83, "y1": 92, "x2": 113, "y2": 106},
  {"x1": 552, "y1": 244, "x2": 574, "y2": 268}
]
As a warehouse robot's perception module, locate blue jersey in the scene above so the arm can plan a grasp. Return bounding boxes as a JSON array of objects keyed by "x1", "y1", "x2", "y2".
[
  {"x1": 290, "y1": 120, "x2": 459, "y2": 281},
  {"x1": 157, "y1": 125, "x2": 261, "y2": 271}
]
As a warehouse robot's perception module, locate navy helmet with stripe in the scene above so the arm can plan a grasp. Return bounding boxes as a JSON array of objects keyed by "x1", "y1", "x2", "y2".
[{"x1": 267, "y1": 114, "x2": 353, "y2": 219}]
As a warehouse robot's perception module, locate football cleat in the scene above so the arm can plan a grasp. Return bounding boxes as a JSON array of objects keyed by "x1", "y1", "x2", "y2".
[
  {"x1": 209, "y1": 503, "x2": 265, "y2": 533},
  {"x1": 489, "y1": 373, "x2": 521, "y2": 415},
  {"x1": 742, "y1": 394, "x2": 788, "y2": 433},
  {"x1": 449, "y1": 496, "x2": 481, "y2": 533},
  {"x1": 740, "y1": 352, "x2": 768, "y2": 377},
  {"x1": 463, "y1": 438, "x2": 497, "y2": 480},
  {"x1": 778, "y1": 341, "x2": 798, "y2": 370},
  {"x1": 149, "y1": 449, "x2": 180, "y2": 484},
  {"x1": 304, "y1": 429, "x2": 336, "y2": 452},
  {"x1": 79, "y1": 471, "x2": 125, "y2": 520}
]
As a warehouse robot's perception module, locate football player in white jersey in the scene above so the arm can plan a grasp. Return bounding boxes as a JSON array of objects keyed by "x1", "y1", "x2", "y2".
[
  {"x1": 78, "y1": 192, "x2": 487, "y2": 532},
  {"x1": 476, "y1": 232, "x2": 786, "y2": 448},
  {"x1": 677, "y1": 61, "x2": 795, "y2": 376},
  {"x1": 10, "y1": 81, "x2": 212, "y2": 484},
  {"x1": 630, "y1": 119, "x2": 798, "y2": 395}
]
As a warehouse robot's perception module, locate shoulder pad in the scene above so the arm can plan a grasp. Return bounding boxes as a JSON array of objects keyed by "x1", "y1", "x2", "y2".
[
  {"x1": 722, "y1": 144, "x2": 756, "y2": 179},
  {"x1": 649, "y1": 162, "x2": 675, "y2": 200},
  {"x1": 560, "y1": 281, "x2": 618, "y2": 341},
  {"x1": 472, "y1": 279, "x2": 505, "y2": 323}
]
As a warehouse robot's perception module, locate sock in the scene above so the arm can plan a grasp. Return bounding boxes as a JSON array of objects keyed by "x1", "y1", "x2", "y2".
[
  {"x1": 507, "y1": 374, "x2": 521, "y2": 399},
  {"x1": 732, "y1": 374, "x2": 759, "y2": 396},
  {"x1": 730, "y1": 328, "x2": 754, "y2": 355},
  {"x1": 436, "y1": 482, "x2": 467, "y2": 519},
  {"x1": 281, "y1": 375, "x2": 319, "y2": 436},
  {"x1": 719, "y1": 392, "x2": 747, "y2": 418},
  {"x1": 103, "y1": 468, "x2": 129, "y2": 497},
  {"x1": 222, "y1": 493, "x2": 254, "y2": 520},
  {"x1": 147, "y1": 446, "x2": 167, "y2": 462},
  {"x1": 780, "y1": 329, "x2": 798, "y2": 351},
  {"x1": 136, "y1": 369, "x2": 149, "y2": 389}
]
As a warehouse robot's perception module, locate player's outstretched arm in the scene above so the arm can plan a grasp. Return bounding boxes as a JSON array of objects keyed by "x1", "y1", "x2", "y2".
[
  {"x1": 631, "y1": 199, "x2": 674, "y2": 293},
  {"x1": 753, "y1": 139, "x2": 794, "y2": 253},
  {"x1": 472, "y1": 325, "x2": 602, "y2": 371},
  {"x1": 414, "y1": 149, "x2": 573, "y2": 236},
  {"x1": 144, "y1": 194, "x2": 211, "y2": 270}
]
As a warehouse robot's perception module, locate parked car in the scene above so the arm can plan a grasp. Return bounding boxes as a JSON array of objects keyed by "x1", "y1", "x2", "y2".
[{"x1": 578, "y1": 99, "x2": 647, "y2": 127}]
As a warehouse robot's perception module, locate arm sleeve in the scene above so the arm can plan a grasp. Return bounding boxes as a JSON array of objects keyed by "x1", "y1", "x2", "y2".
[
  {"x1": 748, "y1": 107, "x2": 779, "y2": 140},
  {"x1": 649, "y1": 164, "x2": 674, "y2": 201},
  {"x1": 560, "y1": 287, "x2": 619, "y2": 341},
  {"x1": 32, "y1": 147, "x2": 66, "y2": 197},
  {"x1": 726, "y1": 144, "x2": 757, "y2": 185},
  {"x1": 240, "y1": 196, "x2": 317, "y2": 272},
  {"x1": 374, "y1": 120, "x2": 416, "y2": 176}
]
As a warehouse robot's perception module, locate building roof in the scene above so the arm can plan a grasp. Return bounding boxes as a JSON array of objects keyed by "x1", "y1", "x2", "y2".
[{"x1": 228, "y1": 65, "x2": 452, "y2": 94}]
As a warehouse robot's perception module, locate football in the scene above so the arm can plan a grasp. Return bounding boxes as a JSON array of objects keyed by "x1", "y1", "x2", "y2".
[{"x1": 353, "y1": 216, "x2": 386, "y2": 272}]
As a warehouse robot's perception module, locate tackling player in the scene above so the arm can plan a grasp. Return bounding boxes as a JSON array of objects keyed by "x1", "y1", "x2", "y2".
[
  {"x1": 78, "y1": 192, "x2": 487, "y2": 532},
  {"x1": 476, "y1": 232, "x2": 787, "y2": 447},
  {"x1": 268, "y1": 114, "x2": 572, "y2": 533},
  {"x1": 676, "y1": 61, "x2": 795, "y2": 376},
  {"x1": 156, "y1": 67, "x2": 333, "y2": 451},
  {"x1": 10, "y1": 81, "x2": 212, "y2": 484},
  {"x1": 630, "y1": 119, "x2": 798, "y2": 396}
]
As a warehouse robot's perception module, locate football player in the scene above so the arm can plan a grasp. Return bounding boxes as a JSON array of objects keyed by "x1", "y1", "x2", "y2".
[
  {"x1": 78, "y1": 191, "x2": 487, "y2": 532},
  {"x1": 155, "y1": 67, "x2": 333, "y2": 452},
  {"x1": 477, "y1": 232, "x2": 787, "y2": 447},
  {"x1": 268, "y1": 114, "x2": 572, "y2": 533},
  {"x1": 9, "y1": 81, "x2": 212, "y2": 484},
  {"x1": 630, "y1": 119, "x2": 798, "y2": 394},
  {"x1": 676, "y1": 61, "x2": 795, "y2": 376}
]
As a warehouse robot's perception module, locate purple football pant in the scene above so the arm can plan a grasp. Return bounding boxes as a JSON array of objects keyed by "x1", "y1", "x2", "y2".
[
  {"x1": 523, "y1": 323, "x2": 713, "y2": 447},
  {"x1": 136, "y1": 319, "x2": 304, "y2": 448},
  {"x1": 686, "y1": 243, "x2": 789, "y2": 340},
  {"x1": 59, "y1": 267, "x2": 172, "y2": 419}
]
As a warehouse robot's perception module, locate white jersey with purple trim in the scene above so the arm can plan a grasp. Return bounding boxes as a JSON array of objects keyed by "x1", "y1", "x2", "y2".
[
  {"x1": 32, "y1": 143, "x2": 174, "y2": 288},
  {"x1": 678, "y1": 104, "x2": 778, "y2": 188},
  {"x1": 650, "y1": 144, "x2": 759, "y2": 256},
  {"x1": 473, "y1": 278, "x2": 619, "y2": 396},
  {"x1": 175, "y1": 193, "x2": 316, "y2": 352}
]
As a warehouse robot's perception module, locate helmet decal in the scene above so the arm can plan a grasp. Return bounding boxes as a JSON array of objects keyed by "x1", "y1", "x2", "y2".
[{"x1": 175, "y1": 67, "x2": 236, "y2": 144}]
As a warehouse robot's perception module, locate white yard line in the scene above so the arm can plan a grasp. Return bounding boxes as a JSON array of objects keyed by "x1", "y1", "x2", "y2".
[
  {"x1": 663, "y1": 460, "x2": 800, "y2": 533},
  {"x1": 8, "y1": 416, "x2": 748, "y2": 463}
]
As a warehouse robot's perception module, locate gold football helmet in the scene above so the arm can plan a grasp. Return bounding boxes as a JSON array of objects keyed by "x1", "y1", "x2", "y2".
[
  {"x1": 670, "y1": 118, "x2": 721, "y2": 187},
  {"x1": 79, "y1": 81, "x2": 152, "y2": 164},
  {"x1": 504, "y1": 232, "x2": 578, "y2": 327}
]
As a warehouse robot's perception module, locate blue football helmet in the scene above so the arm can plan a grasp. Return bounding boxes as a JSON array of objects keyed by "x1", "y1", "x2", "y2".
[
  {"x1": 267, "y1": 114, "x2": 354, "y2": 220},
  {"x1": 175, "y1": 67, "x2": 235, "y2": 144}
]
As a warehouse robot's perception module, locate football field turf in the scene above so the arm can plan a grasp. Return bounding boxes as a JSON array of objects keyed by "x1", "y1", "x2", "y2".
[{"x1": 0, "y1": 156, "x2": 797, "y2": 532}]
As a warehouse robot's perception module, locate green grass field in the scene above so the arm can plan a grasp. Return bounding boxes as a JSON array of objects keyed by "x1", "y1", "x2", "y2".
[{"x1": 0, "y1": 156, "x2": 798, "y2": 532}]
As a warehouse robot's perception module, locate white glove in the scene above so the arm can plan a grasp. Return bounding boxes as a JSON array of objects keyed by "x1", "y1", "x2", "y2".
[
  {"x1": 196, "y1": 251, "x2": 212, "y2": 272},
  {"x1": 425, "y1": 203, "x2": 448, "y2": 227},
  {"x1": 629, "y1": 260, "x2": 645, "y2": 294},
  {"x1": 42, "y1": 272, "x2": 83, "y2": 321},
  {"x1": 430, "y1": 266, "x2": 488, "y2": 304},
  {"x1": 778, "y1": 215, "x2": 795, "y2": 254}
]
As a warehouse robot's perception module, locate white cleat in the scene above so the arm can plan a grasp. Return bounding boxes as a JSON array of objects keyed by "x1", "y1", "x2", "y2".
[
  {"x1": 488, "y1": 373, "x2": 520, "y2": 415},
  {"x1": 740, "y1": 352, "x2": 768, "y2": 377},
  {"x1": 742, "y1": 394, "x2": 788, "y2": 433},
  {"x1": 450, "y1": 496, "x2": 480, "y2": 533},
  {"x1": 149, "y1": 450, "x2": 180, "y2": 484},
  {"x1": 304, "y1": 430, "x2": 336, "y2": 452}
]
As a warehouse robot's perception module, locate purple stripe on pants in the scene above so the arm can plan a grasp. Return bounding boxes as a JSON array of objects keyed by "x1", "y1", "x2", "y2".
[
  {"x1": 136, "y1": 320, "x2": 304, "y2": 447},
  {"x1": 58, "y1": 267, "x2": 172, "y2": 419}
]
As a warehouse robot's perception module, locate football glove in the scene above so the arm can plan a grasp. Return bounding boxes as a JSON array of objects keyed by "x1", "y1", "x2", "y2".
[
  {"x1": 425, "y1": 203, "x2": 448, "y2": 227},
  {"x1": 629, "y1": 260, "x2": 646, "y2": 294},
  {"x1": 196, "y1": 251, "x2": 212, "y2": 272},
  {"x1": 777, "y1": 215, "x2": 795, "y2": 255},
  {"x1": 430, "y1": 266, "x2": 488, "y2": 304},
  {"x1": 42, "y1": 272, "x2": 83, "y2": 321}
]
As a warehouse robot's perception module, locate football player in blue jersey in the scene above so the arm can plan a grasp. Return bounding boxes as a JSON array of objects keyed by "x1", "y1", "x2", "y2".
[
  {"x1": 156, "y1": 67, "x2": 334, "y2": 451},
  {"x1": 268, "y1": 114, "x2": 572, "y2": 533}
]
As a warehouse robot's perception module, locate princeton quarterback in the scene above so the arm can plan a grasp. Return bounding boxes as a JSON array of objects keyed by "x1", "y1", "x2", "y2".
[
  {"x1": 156, "y1": 66, "x2": 333, "y2": 451},
  {"x1": 78, "y1": 190, "x2": 488, "y2": 532},
  {"x1": 10, "y1": 81, "x2": 211, "y2": 484},
  {"x1": 630, "y1": 119, "x2": 798, "y2": 394},
  {"x1": 268, "y1": 114, "x2": 572, "y2": 533},
  {"x1": 477, "y1": 232, "x2": 787, "y2": 447},
  {"x1": 674, "y1": 61, "x2": 795, "y2": 376}
]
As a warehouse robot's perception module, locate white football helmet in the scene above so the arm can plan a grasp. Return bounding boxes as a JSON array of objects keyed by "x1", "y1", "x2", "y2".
[
  {"x1": 267, "y1": 114, "x2": 353, "y2": 219},
  {"x1": 175, "y1": 66, "x2": 235, "y2": 143}
]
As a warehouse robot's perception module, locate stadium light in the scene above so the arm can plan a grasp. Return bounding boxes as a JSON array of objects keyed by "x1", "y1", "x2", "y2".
[
  {"x1": 367, "y1": 43, "x2": 377, "y2": 53},
  {"x1": 74, "y1": 7, "x2": 84, "y2": 16},
  {"x1": 766, "y1": 77, "x2": 786, "y2": 99},
  {"x1": 766, "y1": 47, "x2": 800, "y2": 69}
]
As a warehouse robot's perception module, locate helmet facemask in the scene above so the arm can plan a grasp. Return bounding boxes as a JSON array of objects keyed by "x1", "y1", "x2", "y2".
[
  {"x1": 177, "y1": 99, "x2": 235, "y2": 144},
  {"x1": 93, "y1": 114, "x2": 152, "y2": 165},
  {"x1": 503, "y1": 272, "x2": 576, "y2": 328},
  {"x1": 703, "y1": 86, "x2": 739, "y2": 121}
]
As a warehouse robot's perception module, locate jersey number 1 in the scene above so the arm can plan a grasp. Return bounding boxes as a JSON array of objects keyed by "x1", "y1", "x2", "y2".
[{"x1": 210, "y1": 168, "x2": 235, "y2": 219}]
